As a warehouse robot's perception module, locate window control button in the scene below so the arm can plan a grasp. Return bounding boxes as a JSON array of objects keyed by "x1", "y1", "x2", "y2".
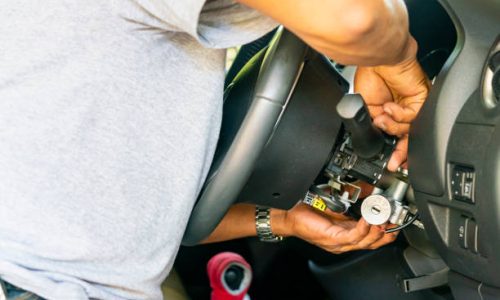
[
  {"x1": 467, "y1": 219, "x2": 478, "y2": 254},
  {"x1": 458, "y1": 216, "x2": 468, "y2": 249},
  {"x1": 477, "y1": 226, "x2": 487, "y2": 257},
  {"x1": 451, "y1": 165, "x2": 475, "y2": 204}
]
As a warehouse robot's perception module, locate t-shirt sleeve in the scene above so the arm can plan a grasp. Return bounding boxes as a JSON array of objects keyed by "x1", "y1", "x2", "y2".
[{"x1": 132, "y1": 0, "x2": 278, "y2": 48}]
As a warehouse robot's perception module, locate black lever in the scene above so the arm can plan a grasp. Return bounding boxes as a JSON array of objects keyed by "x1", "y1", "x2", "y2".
[{"x1": 336, "y1": 94, "x2": 385, "y2": 159}]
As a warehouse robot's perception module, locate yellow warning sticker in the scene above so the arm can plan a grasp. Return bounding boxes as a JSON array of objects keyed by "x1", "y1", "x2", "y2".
[{"x1": 311, "y1": 197, "x2": 327, "y2": 212}]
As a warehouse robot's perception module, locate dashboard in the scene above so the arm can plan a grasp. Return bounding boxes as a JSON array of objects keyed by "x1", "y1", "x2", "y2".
[{"x1": 409, "y1": 0, "x2": 500, "y2": 298}]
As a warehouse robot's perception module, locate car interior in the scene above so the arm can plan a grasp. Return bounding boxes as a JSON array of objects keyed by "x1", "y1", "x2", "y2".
[{"x1": 174, "y1": 0, "x2": 500, "y2": 299}]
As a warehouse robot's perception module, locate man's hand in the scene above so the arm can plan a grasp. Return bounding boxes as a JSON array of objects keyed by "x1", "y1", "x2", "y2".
[
  {"x1": 354, "y1": 37, "x2": 430, "y2": 171},
  {"x1": 274, "y1": 202, "x2": 397, "y2": 254},
  {"x1": 203, "y1": 203, "x2": 397, "y2": 253}
]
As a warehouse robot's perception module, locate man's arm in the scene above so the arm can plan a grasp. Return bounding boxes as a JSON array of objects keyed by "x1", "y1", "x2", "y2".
[
  {"x1": 201, "y1": 203, "x2": 397, "y2": 254},
  {"x1": 235, "y1": 0, "x2": 412, "y2": 66}
]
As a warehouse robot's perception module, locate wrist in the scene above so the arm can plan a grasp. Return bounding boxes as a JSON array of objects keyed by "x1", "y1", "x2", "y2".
[
  {"x1": 387, "y1": 35, "x2": 418, "y2": 67},
  {"x1": 373, "y1": 36, "x2": 422, "y2": 80},
  {"x1": 269, "y1": 208, "x2": 292, "y2": 238}
]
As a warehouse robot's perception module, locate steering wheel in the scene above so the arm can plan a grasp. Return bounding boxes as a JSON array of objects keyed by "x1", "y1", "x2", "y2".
[{"x1": 182, "y1": 28, "x2": 308, "y2": 245}]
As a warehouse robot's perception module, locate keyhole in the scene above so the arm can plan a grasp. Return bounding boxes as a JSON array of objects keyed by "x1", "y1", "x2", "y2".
[{"x1": 371, "y1": 205, "x2": 381, "y2": 215}]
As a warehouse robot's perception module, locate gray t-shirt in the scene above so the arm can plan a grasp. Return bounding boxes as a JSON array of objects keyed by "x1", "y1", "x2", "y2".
[{"x1": 0, "y1": 1, "x2": 275, "y2": 299}]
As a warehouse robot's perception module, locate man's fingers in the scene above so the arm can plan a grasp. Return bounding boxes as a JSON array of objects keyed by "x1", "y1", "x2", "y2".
[
  {"x1": 373, "y1": 114, "x2": 410, "y2": 136},
  {"x1": 388, "y1": 137, "x2": 408, "y2": 171},
  {"x1": 324, "y1": 219, "x2": 399, "y2": 254},
  {"x1": 334, "y1": 227, "x2": 397, "y2": 253},
  {"x1": 354, "y1": 67, "x2": 393, "y2": 108},
  {"x1": 367, "y1": 105, "x2": 385, "y2": 118},
  {"x1": 368, "y1": 231, "x2": 399, "y2": 249},
  {"x1": 354, "y1": 225, "x2": 384, "y2": 249},
  {"x1": 348, "y1": 218, "x2": 371, "y2": 244},
  {"x1": 382, "y1": 102, "x2": 420, "y2": 123},
  {"x1": 388, "y1": 153, "x2": 405, "y2": 172}
]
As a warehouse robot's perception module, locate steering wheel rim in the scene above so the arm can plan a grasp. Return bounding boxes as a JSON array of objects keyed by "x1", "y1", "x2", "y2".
[{"x1": 182, "y1": 28, "x2": 308, "y2": 245}]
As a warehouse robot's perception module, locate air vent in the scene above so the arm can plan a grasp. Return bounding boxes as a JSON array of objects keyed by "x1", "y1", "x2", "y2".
[
  {"x1": 490, "y1": 52, "x2": 500, "y2": 103},
  {"x1": 483, "y1": 40, "x2": 500, "y2": 109}
]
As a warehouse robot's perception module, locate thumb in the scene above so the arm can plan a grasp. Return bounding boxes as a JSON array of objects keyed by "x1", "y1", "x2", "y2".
[{"x1": 354, "y1": 67, "x2": 393, "y2": 117}]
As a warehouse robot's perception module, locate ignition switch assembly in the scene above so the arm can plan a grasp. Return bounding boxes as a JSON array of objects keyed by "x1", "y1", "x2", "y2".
[{"x1": 303, "y1": 94, "x2": 423, "y2": 232}]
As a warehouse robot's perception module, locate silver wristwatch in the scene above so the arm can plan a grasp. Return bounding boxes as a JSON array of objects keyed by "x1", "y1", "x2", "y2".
[{"x1": 255, "y1": 206, "x2": 284, "y2": 242}]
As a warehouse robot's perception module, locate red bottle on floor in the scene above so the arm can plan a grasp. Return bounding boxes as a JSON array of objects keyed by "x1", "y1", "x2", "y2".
[{"x1": 207, "y1": 252, "x2": 252, "y2": 300}]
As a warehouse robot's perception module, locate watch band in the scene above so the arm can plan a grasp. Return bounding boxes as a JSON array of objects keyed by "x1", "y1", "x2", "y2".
[{"x1": 255, "y1": 206, "x2": 284, "y2": 242}]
